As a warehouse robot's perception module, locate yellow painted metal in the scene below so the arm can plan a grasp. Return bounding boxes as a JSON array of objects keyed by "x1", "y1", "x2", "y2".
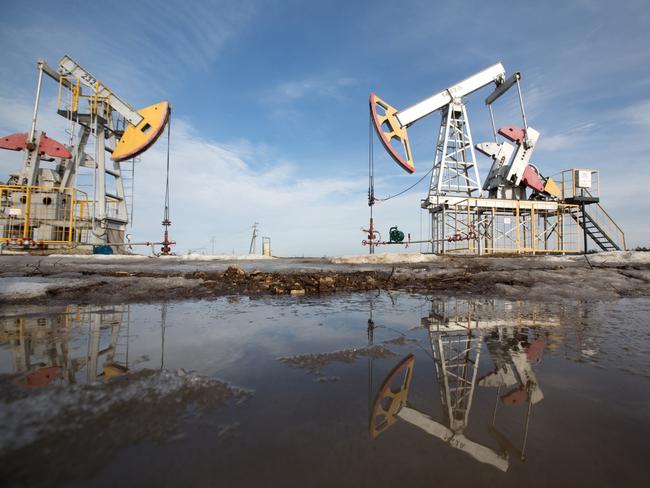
[
  {"x1": 23, "y1": 188, "x2": 31, "y2": 239},
  {"x1": 68, "y1": 191, "x2": 75, "y2": 242},
  {"x1": 103, "y1": 363, "x2": 129, "y2": 380},
  {"x1": 0, "y1": 185, "x2": 90, "y2": 246},
  {"x1": 369, "y1": 93, "x2": 415, "y2": 173},
  {"x1": 72, "y1": 78, "x2": 80, "y2": 112},
  {"x1": 57, "y1": 76, "x2": 82, "y2": 114},
  {"x1": 369, "y1": 354, "x2": 415, "y2": 439},
  {"x1": 111, "y1": 101, "x2": 170, "y2": 162},
  {"x1": 434, "y1": 199, "x2": 580, "y2": 255},
  {"x1": 543, "y1": 177, "x2": 560, "y2": 198}
]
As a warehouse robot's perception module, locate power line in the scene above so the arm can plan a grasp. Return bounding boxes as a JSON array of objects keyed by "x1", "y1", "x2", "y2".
[{"x1": 375, "y1": 167, "x2": 433, "y2": 202}]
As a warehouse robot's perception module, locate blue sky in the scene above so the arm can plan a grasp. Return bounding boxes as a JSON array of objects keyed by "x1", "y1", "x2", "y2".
[{"x1": 1, "y1": 0, "x2": 649, "y2": 255}]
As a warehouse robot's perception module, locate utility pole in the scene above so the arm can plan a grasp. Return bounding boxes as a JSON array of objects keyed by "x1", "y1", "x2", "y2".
[
  {"x1": 211, "y1": 236, "x2": 216, "y2": 255},
  {"x1": 249, "y1": 222, "x2": 259, "y2": 254}
]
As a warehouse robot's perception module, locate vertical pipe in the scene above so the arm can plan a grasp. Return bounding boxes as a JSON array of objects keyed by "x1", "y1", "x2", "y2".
[
  {"x1": 68, "y1": 190, "x2": 75, "y2": 242},
  {"x1": 491, "y1": 207, "x2": 495, "y2": 254},
  {"x1": 437, "y1": 107, "x2": 452, "y2": 195},
  {"x1": 531, "y1": 204, "x2": 535, "y2": 254},
  {"x1": 558, "y1": 206, "x2": 563, "y2": 253},
  {"x1": 88, "y1": 313, "x2": 101, "y2": 383},
  {"x1": 581, "y1": 203, "x2": 588, "y2": 254},
  {"x1": 23, "y1": 187, "x2": 31, "y2": 240},
  {"x1": 29, "y1": 63, "x2": 44, "y2": 143},
  {"x1": 516, "y1": 203, "x2": 520, "y2": 253},
  {"x1": 515, "y1": 78, "x2": 528, "y2": 130},
  {"x1": 441, "y1": 206, "x2": 446, "y2": 254},
  {"x1": 488, "y1": 104, "x2": 498, "y2": 142}
]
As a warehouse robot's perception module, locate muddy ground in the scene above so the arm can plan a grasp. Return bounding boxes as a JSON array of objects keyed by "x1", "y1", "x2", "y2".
[{"x1": 1, "y1": 252, "x2": 649, "y2": 305}]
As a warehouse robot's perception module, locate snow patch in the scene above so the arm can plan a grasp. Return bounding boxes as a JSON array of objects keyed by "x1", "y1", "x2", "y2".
[
  {"x1": 170, "y1": 254, "x2": 273, "y2": 261},
  {"x1": 0, "y1": 276, "x2": 91, "y2": 301},
  {"x1": 45, "y1": 253, "x2": 273, "y2": 261},
  {"x1": 0, "y1": 369, "x2": 252, "y2": 454},
  {"x1": 47, "y1": 253, "x2": 151, "y2": 260},
  {"x1": 573, "y1": 251, "x2": 650, "y2": 265},
  {"x1": 329, "y1": 252, "x2": 439, "y2": 264}
]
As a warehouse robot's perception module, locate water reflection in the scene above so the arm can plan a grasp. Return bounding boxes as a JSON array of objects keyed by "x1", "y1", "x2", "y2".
[
  {"x1": 0, "y1": 303, "x2": 170, "y2": 387},
  {"x1": 0, "y1": 294, "x2": 647, "y2": 487},
  {"x1": 369, "y1": 297, "x2": 552, "y2": 472},
  {"x1": 0, "y1": 302, "x2": 248, "y2": 487}
]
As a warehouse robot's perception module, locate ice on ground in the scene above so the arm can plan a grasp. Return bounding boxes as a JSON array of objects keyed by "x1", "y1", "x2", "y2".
[
  {"x1": 0, "y1": 369, "x2": 252, "y2": 455},
  {"x1": 278, "y1": 345, "x2": 396, "y2": 376},
  {"x1": 169, "y1": 254, "x2": 273, "y2": 261},
  {"x1": 0, "y1": 276, "x2": 92, "y2": 301},
  {"x1": 46, "y1": 253, "x2": 273, "y2": 261},
  {"x1": 47, "y1": 253, "x2": 152, "y2": 260},
  {"x1": 329, "y1": 252, "x2": 439, "y2": 264},
  {"x1": 0, "y1": 275, "x2": 204, "y2": 303},
  {"x1": 570, "y1": 251, "x2": 650, "y2": 265}
]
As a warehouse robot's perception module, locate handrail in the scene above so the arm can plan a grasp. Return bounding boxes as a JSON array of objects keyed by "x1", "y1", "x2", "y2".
[
  {"x1": 584, "y1": 189, "x2": 625, "y2": 236},
  {"x1": 576, "y1": 191, "x2": 626, "y2": 250}
]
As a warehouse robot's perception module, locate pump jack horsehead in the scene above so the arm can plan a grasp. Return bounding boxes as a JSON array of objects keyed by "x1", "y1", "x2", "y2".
[
  {"x1": 0, "y1": 55, "x2": 170, "y2": 248},
  {"x1": 369, "y1": 63, "x2": 560, "y2": 203}
]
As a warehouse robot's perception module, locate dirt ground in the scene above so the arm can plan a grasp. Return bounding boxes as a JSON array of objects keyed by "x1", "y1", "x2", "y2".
[{"x1": 1, "y1": 251, "x2": 649, "y2": 305}]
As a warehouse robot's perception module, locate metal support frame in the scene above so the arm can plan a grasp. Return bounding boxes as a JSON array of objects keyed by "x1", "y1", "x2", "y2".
[
  {"x1": 428, "y1": 103, "x2": 482, "y2": 202},
  {"x1": 431, "y1": 326, "x2": 482, "y2": 432},
  {"x1": 429, "y1": 198, "x2": 581, "y2": 255}
]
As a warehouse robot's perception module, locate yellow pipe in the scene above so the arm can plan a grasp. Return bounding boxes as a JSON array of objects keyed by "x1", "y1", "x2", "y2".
[
  {"x1": 57, "y1": 77, "x2": 63, "y2": 111},
  {"x1": 68, "y1": 191, "x2": 75, "y2": 242},
  {"x1": 72, "y1": 78, "x2": 80, "y2": 113},
  {"x1": 23, "y1": 188, "x2": 31, "y2": 239}
]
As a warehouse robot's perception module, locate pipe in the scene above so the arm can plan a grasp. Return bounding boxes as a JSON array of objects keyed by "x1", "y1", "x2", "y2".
[
  {"x1": 99, "y1": 241, "x2": 175, "y2": 247},
  {"x1": 488, "y1": 104, "x2": 498, "y2": 142},
  {"x1": 515, "y1": 78, "x2": 528, "y2": 131},
  {"x1": 29, "y1": 62, "x2": 45, "y2": 144}
]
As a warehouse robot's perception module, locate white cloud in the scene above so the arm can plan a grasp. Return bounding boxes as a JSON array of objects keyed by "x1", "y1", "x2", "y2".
[
  {"x1": 0, "y1": 0, "x2": 258, "y2": 102},
  {"x1": 122, "y1": 117, "x2": 375, "y2": 256},
  {"x1": 537, "y1": 123, "x2": 596, "y2": 152},
  {"x1": 269, "y1": 76, "x2": 358, "y2": 103},
  {"x1": 620, "y1": 99, "x2": 650, "y2": 128}
]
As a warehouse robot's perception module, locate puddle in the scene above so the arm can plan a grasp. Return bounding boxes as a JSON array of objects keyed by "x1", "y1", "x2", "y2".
[{"x1": 1, "y1": 293, "x2": 649, "y2": 487}]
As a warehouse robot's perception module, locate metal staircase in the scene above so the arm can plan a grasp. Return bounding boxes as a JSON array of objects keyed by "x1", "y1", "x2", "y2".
[{"x1": 568, "y1": 204, "x2": 625, "y2": 252}]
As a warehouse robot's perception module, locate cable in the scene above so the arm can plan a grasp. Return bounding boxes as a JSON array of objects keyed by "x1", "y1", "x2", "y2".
[
  {"x1": 158, "y1": 111, "x2": 173, "y2": 255},
  {"x1": 163, "y1": 115, "x2": 171, "y2": 224},
  {"x1": 375, "y1": 167, "x2": 433, "y2": 202},
  {"x1": 368, "y1": 116, "x2": 375, "y2": 206}
]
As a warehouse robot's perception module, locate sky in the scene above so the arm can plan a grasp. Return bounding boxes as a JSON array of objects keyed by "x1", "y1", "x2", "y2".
[{"x1": 0, "y1": 0, "x2": 649, "y2": 255}]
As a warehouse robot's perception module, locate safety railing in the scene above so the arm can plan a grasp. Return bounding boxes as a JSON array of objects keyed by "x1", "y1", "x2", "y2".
[
  {"x1": 560, "y1": 169, "x2": 600, "y2": 201},
  {"x1": 432, "y1": 199, "x2": 581, "y2": 254},
  {"x1": 580, "y1": 197, "x2": 626, "y2": 251},
  {"x1": 0, "y1": 185, "x2": 91, "y2": 247}
]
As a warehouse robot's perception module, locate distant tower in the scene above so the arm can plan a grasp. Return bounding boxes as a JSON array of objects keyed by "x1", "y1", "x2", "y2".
[{"x1": 248, "y1": 222, "x2": 259, "y2": 254}]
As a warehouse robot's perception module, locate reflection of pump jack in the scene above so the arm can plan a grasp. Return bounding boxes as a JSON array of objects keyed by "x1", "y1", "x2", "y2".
[
  {"x1": 480, "y1": 327, "x2": 546, "y2": 462},
  {"x1": 369, "y1": 302, "x2": 547, "y2": 472},
  {"x1": 1, "y1": 305, "x2": 132, "y2": 386}
]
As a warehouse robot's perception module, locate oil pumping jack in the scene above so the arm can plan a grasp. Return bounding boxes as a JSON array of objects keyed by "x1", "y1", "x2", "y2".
[
  {"x1": 0, "y1": 55, "x2": 174, "y2": 253},
  {"x1": 365, "y1": 63, "x2": 562, "y2": 252},
  {"x1": 368, "y1": 299, "x2": 549, "y2": 471}
]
